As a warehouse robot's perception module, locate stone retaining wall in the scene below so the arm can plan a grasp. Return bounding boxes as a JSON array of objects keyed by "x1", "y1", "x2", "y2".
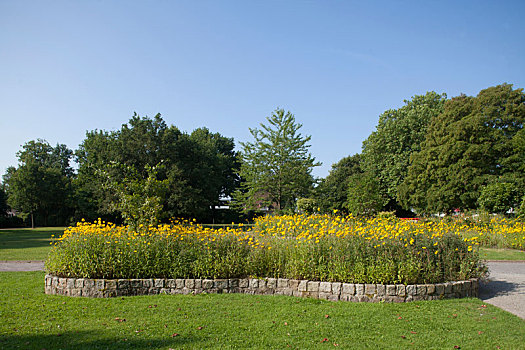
[{"x1": 45, "y1": 275, "x2": 478, "y2": 302}]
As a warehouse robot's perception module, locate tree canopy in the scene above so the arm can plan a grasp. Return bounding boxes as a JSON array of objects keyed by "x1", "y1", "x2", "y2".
[
  {"x1": 233, "y1": 108, "x2": 320, "y2": 213},
  {"x1": 315, "y1": 153, "x2": 362, "y2": 213},
  {"x1": 361, "y1": 92, "x2": 447, "y2": 209},
  {"x1": 400, "y1": 84, "x2": 525, "y2": 214},
  {"x1": 76, "y1": 113, "x2": 239, "y2": 222},
  {"x1": 3, "y1": 140, "x2": 74, "y2": 227}
]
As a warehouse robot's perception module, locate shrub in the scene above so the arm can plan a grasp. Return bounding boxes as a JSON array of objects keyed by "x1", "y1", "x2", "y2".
[{"x1": 478, "y1": 182, "x2": 520, "y2": 214}]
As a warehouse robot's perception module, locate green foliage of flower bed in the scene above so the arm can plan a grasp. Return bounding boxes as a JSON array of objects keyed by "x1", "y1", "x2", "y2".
[{"x1": 46, "y1": 216, "x2": 487, "y2": 284}]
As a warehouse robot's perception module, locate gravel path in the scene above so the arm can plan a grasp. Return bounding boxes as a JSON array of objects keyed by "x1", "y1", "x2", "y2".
[
  {"x1": 0, "y1": 260, "x2": 523, "y2": 319},
  {"x1": 0, "y1": 260, "x2": 45, "y2": 271},
  {"x1": 480, "y1": 261, "x2": 525, "y2": 320}
]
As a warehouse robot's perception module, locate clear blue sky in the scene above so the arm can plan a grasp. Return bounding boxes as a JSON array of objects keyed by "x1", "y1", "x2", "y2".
[{"x1": 1, "y1": 0, "x2": 524, "y2": 179}]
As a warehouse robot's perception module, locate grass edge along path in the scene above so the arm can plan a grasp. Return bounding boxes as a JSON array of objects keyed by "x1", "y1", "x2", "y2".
[{"x1": 1, "y1": 271, "x2": 524, "y2": 350}]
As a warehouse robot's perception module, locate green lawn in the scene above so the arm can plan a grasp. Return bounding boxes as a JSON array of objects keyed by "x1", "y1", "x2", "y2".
[
  {"x1": 479, "y1": 247, "x2": 525, "y2": 261},
  {"x1": 0, "y1": 227, "x2": 64, "y2": 260},
  {"x1": 0, "y1": 272, "x2": 523, "y2": 350}
]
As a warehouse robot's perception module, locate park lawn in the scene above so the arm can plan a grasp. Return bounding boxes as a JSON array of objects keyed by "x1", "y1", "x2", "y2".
[
  {"x1": 0, "y1": 227, "x2": 65, "y2": 261},
  {"x1": 479, "y1": 247, "x2": 525, "y2": 261},
  {"x1": 0, "y1": 272, "x2": 523, "y2": 350}
]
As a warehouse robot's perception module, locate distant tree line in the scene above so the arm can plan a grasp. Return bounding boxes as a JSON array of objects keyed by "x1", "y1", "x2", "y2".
[{"x1": 1, "y1": 83, "x2": 523, "y2": 227}]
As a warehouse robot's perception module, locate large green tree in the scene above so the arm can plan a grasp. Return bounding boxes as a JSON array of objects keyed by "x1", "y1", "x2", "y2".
[
  {"x1": 233, "y1": 108, "x2": 320, "y2": 213},
  {"x1": 315, "y1": 153, "x2": 362, "y2": 214},
  {"x1": 400, "y1": 84, "x2": 525, "y2": 214},
  {"x1": 361, "y1": 92, "x2": 447, "y2": 209},
  {"x1": 3, "y1": 140, "x2": 74, "y2": 227},
  {"x1": 76, "y1": 113, "x2": 239, "y2": 222}
]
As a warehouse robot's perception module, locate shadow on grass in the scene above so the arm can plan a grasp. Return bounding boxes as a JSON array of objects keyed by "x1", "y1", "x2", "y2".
[
  {"x1": 0, "y1": 330, "x2": 195, "y2": 349},
  {"x1": 479, "y1": 280, "x2": 518, "y2": 299},
  {"x1": 0, "y1": 229, "x2": 61, "y2": 251}
]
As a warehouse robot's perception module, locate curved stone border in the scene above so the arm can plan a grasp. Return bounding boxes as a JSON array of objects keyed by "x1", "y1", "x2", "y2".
[{"x1": 45, "y1": 275, "x2": 478, "y2": 302}]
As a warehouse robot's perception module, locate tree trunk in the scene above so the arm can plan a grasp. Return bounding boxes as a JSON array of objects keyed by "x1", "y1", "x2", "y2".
[{"x1": 31, "y1": 212, "x2": 34, "y2": 229}]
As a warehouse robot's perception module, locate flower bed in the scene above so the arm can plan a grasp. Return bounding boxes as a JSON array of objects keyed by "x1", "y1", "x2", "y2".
[{"x1": 45, "y1": 215, "x2": 487, "y2": 285}]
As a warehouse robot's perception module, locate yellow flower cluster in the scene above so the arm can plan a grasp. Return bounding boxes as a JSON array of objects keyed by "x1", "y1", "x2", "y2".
[{"x1": 54, "y1": 214, "x2": 524, "y2": 252}]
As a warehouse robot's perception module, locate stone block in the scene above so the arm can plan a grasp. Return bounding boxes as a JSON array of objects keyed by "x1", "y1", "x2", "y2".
[
  {"x1": 130, "y1": 279, "x2": 141, "y2": 289},
  {"x1": 435, "y1": 283, "x2": 445, "y2": 295},
  {"x1": 386, "y1": 285, "x2": 396, "y2": 296},
  {"x1": 116, "y1": 279, "x2": 128, "y2": 289},
  {"x1": 463, "y1": 280, "x2": 471, "y2": 292},
  {"x1": 365, "y1": 284, "x2": 376, "y2": 296},
  {"x1": 249, "y1": 279, "x2": 259, "y2": 289},
  {"x1": 357, "y1": 295, "x2": 371, "y2": 302},
  {"x1": 444, "y1": 283, "x2": 452, "y2": 294},
  {"x1": 376, "y1": 285, "x2": 386, "y2": 296},
  {"x1": 307, "y1": 281, "x2": 320, "y2": 292},
  {"x1": 103, "y1": 289, "x2": 117, "y2": 298},
  {"x1": 74, "y1": 279, "x2": 84, "y2": 288},
  {"x1": 289, "y1": 279, "x2": 300, "y2": 290},
  {"x1": 342, "y1": 283, "x2": 355, "y2": 295},
  {"x1": 166, "y1": 279, "x2": 176, "y2": 288},
  {"x1": 229, "y1": 279, "x2": 239, "y2": 288},
  {"x1": 453, "y1": 282, "x2": 462, "y2": 294},
  {"x1": 277, "y1": 278, "x2": 289, "y2": 289},
  {"x1": 307, "y1": 291, "x2": 319, "y2": 299},
  {"x1": 202, "y1": 279, "x2": 214, "y2": 289},
  {"x1": 319, "y1": 292, "x2": 331, "y2": 300},
  {"x1": 153, "y1": 279, "x2": 164, "y2": 288},
  {"x1": 292, "y1": 290, "x2": 307, "y2": 297},
  {"x1": 214, "y1": 279, "x2": 228, "y2": 290},
  {"x1": 319, "y1": 282, "x2": 331, "y2": 293},
  {"x1": 298, "y1": 280, "x2": 308, "y2": 292},
  {"x1": 327, "y1": 294, "x2": 340, "y2": 302},
  {"x1": 406, "y1": 285, "x2": 417, "y2": 296},
  {"x1": 348, "y1": 295, "x2": 360, "y2": 302},
  {"x1": 194, "y1": 279, "x2": 202, "y2": 289},
  {"x1": 185, "y1": 279, "x2": 195, "y2": 289},
  {"x1": 355, "y1": 284, "x2": 365, "y2": 295},
  {"x1": 176, "y1": 279, "x2": 185, "y2": 289},
  {"x1": 258, "y1": 279, "x2": 267, "y2": 288},
  {"x1": 331, "y1": 282, "x2": 342, "y2": 295},
  {"x1": 105, "y1": 280, "x2": 117, "y2": 290},
  {"x1": 239, "y1": 279, "x2": 249, "y2": 288},
  {"x1": 282, "y1": 288, "x2": 293, "y2": 296},
  {"x1": 266, "y1": 278, "x2": 277, "y2": 289},
  {"x1": 396, "y1": 285, "x2": 406, "y2": 297},
  {"x1": 52, "y1": 276, "x2": 59, "y2": 287},
  {"x1": 425, "y1": 284, "x2": 435, "y2": 295},
  {"x1": 142, "y1": 279, "x2": 153, "y2": 288},
  {"x1": 58, "y1": 278, "x2": 67, "y2": 288},
  {"x1": 416, "y1": 285, "x2": 426, "y2": 296}
]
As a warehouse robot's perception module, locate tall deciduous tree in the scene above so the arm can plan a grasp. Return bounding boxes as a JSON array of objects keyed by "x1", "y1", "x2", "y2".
[
  {"x1": 315, "y1": 154, "x2": 362, "y2": 213},
  {"x1": 361, "y1": 92, "x2": 447, "y2": 208},
  {"x1": 3, "y1": 140, "x2": 74, "y2": 227},
  {"x1": 233, "y1": 108, "x2": 320, "y2": 213},
  {"x1": 400, "y1": 84, "x2": 525, "y2": 214}
]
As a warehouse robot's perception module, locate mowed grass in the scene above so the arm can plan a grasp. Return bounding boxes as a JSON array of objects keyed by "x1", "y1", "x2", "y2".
[
  {"x1": 1, "y1": 272, "x2": 524, "y2": 350},
  {"x1": 0, "y1": 227, "x2": 64, "y2": 260},
  {"x1": 479, "y1": 247, "x2": 525, "y2": 261}
]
